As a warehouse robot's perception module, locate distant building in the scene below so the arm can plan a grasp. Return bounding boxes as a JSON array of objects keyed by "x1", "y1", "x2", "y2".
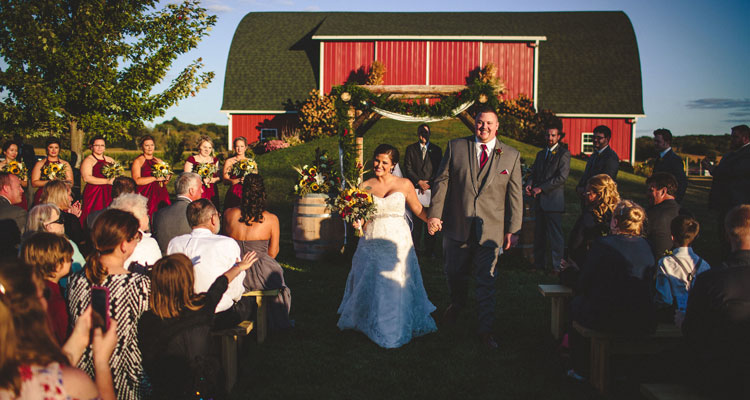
[{"x1": 222, "y1": 12, "x2": 644, "y2": 163}]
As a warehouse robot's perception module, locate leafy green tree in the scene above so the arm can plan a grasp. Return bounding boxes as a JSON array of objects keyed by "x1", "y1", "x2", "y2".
[{"x1": 0, "y1": 0, "x2": 216, "y2": 164}]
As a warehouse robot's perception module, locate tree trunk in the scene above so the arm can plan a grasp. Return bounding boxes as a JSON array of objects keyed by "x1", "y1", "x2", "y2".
[{"x1": 69, "y1": 120, "x2": 84, "y2": 168}]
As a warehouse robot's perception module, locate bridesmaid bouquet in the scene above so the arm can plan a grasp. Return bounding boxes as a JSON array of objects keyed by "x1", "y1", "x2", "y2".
[
  {"x1": 329, "y1": 187, "x2": 377, "y2": 237},
  {"x1": 1, "y1": 160, "x2": 28, "y2": 180},
  {"x1": 151, "y1": 161, "x2": 172, "y2": 187},
  {"x1": 231, "y1": 158, "x2": 258, "y2": 178},
  {"x1": 41, "y1": 162, "x2": 67, "y2": 181},
  {"x1": 194, "y1": 162, "x2": 218, "y2": 187},
  {"x1": 101, "y1": 161, "x2": 125, "y2": 179}
]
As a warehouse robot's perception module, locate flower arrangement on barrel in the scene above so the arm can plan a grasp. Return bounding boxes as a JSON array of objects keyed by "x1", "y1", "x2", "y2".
[
  {"x1": 1, "y1": 160, "x2": 28, "y2": 180},
  {"x1": 292, "y1": 148, "x2": 341, "y2": 197},
  {"x1": 41, "y1": 162, "x2": 67, "y2": 181},
  {"x1": 101, "y1": 161, "x2": 125, "y2": 179}
]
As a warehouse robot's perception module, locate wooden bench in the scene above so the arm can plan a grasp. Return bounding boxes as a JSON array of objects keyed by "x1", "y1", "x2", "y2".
[
  {"x1": 640, "y1": 383, "x2": 709, "y2": 400},
  {"x1": 537, "y1": 284, "x2": 573, "y2": 340},
  {"x1": 573, "y1": 321, "x2": 682, "y2": 394},
  {"x1": 212, "y1": 289, "x2": 280, "y2": 392}
]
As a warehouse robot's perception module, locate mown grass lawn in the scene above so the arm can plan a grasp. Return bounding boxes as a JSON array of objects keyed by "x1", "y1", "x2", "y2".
[{"x1": 207, "y1": 118, "x2": 719, "y2": 399}]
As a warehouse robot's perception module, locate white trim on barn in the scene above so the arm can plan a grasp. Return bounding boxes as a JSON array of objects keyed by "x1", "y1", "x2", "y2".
[
  {"x1": 533, "y1": 40, "x2": 540, "y2": 110},
  {"x1": 313, "y1": 35, "x2": 548, "y2": 41},
  {"x1": 220, "y1": 110, "x2": 298, "y2": 114},
  {"x1": 319, "y1": 41, "x2": 325, "y2": 95},
  {"x1": 226, "y1": 113, "x2": 233, "y2": 151},
  {"x1": 630, "y1": 117, "x2": 638, "y2": 165}
]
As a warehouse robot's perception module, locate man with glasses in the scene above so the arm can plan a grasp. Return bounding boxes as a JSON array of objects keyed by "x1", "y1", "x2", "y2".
[
  {"x1": 575, "y1": 125, "x2": 619, "y2": 201},
  {"x1": 0, "y1": 171, "x2": 26, "y2": 257}
]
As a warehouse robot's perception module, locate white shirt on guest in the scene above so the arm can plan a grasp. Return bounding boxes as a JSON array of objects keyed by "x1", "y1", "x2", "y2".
[
  {"x1": 124, "y1": 231, "x2": 162, "y2": 269},
  {"x1": 167, "y1": 228, "x2": 246, "y2": 313},
  {"x1": 474, "y1": 137, "x2": 497, "y2": 165}
]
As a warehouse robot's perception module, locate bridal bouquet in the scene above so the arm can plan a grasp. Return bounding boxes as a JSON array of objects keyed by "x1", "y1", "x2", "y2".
[
  {"x1": 1, "y1": 160, "x2": 28, "y2": 180},
  {"x1": 101, "y1": 161, "x2": 125, "y2": 179},
  {"x1": 194, "y1": 162, "x2": 218, "y2": 187},
  {"x1": 151, "y1": 161, "x2": 172, "y2": 187},
  {"x1": 231, "y1": 158, "x2": 258, "y2": 178},
  {"x1": 328, "y1": 187, "x2": 377, "y2": 236},
  {"x1": 292, "y1": 148, "x2": 341, "y2": 197},
  {"x1": 41, "y1": 162, "x2": 67, "y2": 181}
]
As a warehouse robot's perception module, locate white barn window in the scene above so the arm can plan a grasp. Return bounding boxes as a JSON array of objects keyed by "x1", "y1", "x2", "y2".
[
  {"x1": 581, "y1": 132, "x2": 594, "y2": 154},
  {"x1": 260, "y1": 128, "x2": 278, "y2": 140}
]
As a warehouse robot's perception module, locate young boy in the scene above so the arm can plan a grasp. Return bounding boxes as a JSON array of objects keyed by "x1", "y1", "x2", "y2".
[
  {"x1": 654, "y1": 215, "x2": 711, "y2": 322},
  {"x1": 20, "y1": 231, "x2": 74, "y2": 345}
]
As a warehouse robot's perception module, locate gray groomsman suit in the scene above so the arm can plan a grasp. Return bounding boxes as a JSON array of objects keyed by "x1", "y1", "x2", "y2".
[
  {"x1": 429, "y1": 136, "x2": 523, "y2": 333},
  {"x1": 152, "y1": 196, "x2": 192, "y2": 255},
  {"x1": 528, "y1": 143, "x2": 571, "y2": 270}
]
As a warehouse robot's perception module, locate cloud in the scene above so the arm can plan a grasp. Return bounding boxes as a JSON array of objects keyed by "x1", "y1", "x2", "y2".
[
  {"x1": 274, "y1": 0, "x2": 295, "y2": 5},
  {"x1": 206, "y1": 4, "x2": 233, "y2": 12},
  {"x1": 686, "y1": 98, "x2": 750, "y2": 110},
  {"x1": 723, "y1": 119, "x2": 749, "y2": 123},
  {"x1": 304, "y1": 5, "x2": 320, "y2": 11},
  {"x1": 728, "y1": 111, "x2": 750, "y2": 117}
]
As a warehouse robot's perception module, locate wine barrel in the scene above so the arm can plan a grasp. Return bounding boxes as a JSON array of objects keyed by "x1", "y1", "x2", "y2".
[
  {"x1": 519, "y1": 198, "x2": 535, "y2": 263},
  {"x1": 292, "y1": 194, "x2": 345, "y2": 260}
]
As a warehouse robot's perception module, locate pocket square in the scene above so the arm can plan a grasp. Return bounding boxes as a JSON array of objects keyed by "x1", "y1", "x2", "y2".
[{"x1": 500, "y1": 169, "x2": 509, "y2": 175}]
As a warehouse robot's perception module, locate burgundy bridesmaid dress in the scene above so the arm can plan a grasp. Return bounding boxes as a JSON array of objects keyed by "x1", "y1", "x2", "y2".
[
  {"x1": 79, "y1": 157, "x2": 112, "y2": 225},
  {"x1": 137, "y1": 158, "x2": 171, "y2": 218}
]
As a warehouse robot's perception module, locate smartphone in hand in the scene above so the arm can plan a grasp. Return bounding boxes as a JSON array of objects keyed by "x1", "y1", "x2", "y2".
[{"x1": 91, "y1": 286, "x2": 110, "y2": 333}]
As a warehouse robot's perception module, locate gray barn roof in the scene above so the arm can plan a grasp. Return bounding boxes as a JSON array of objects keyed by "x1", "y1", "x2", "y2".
[{"x1": 222, "y1": 12, "x2": 644, "y2": 115}]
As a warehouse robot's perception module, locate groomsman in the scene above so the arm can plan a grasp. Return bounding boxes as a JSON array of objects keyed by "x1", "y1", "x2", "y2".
[
  {"x1": 403, "y1": 123, "x2": 442, "y2": 257},
  {"x1": 575, "y1": 125, "x2": 619, "y2": 200},
  {"x1": 652, "y1": 128, "x2": 688, "y2": 203},
  {"x1": 525, "y1": 120, "x2": 570, "y2": 272}
]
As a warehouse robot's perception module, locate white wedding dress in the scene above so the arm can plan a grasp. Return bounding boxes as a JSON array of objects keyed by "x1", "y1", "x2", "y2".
[{"x1": 337, "y1": 191, "x2": 437, "y2": 348}]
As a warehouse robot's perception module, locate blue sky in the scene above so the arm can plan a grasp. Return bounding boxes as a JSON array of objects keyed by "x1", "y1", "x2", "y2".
[{"x1": 153, "y1": 0, "x2": 749, "y2": 136}]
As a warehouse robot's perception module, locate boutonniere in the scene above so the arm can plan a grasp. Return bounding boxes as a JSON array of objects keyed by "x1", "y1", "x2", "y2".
[
  {"x1": 663, "y1": 249, "x2": 673, "y2": 257},
  {"x1": 494, "y1": 148, "x2": 503, "y2": 157},
  {"x1": 551, "y1": 150, "x2": 558, "y2": 156}
]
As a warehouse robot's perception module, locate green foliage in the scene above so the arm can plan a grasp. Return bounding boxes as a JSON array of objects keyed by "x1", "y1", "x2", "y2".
[
  {"x1": 0, "y1": 0, "x2": 216, "y2": 148},
  {"x1": 635, "y1": 134, "x2": 731, "y2": 162},
  {"x1": 164, "y1": 133, "x2": 187, "y2": 168},
  {"x1": 496, "y1": 95, "x2": 558, "y2": 146},
  {"x1": 154, "y1": 117, "x2": 228, "y2": 152}
]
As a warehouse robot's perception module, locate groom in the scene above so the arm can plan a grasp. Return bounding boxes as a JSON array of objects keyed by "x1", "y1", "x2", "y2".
[{"x1": 428, "y1": 108, "x2": 523, "y2": 349}]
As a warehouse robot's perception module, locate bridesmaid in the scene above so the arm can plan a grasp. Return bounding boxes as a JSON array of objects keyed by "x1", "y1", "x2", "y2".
[
  {"x1": 222, "y1": 136, "x2": 251, "y2": 211},
  {"x1": 0, "y1": 140, "x2": 29, "y2": 209},
  {"x1": 132, "y1": 135, "x2": 171, "y2": 219},
  {"x1": 31, "y1": 137, "x2": 73, "y2": 206},
  {"x1": 184, "y1": 135, "x2": 220, "y2": 207},
  {"x1": 80, "y1": 136, "x2": 114, "y2": 226}
]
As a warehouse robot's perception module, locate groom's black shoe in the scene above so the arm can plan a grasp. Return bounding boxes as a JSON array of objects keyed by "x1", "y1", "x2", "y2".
[
  {"x1": 442, "y1": 304, "x2": 460, "y2": 327},
  {"x1": 479, "y1": 333, "x2": 499, "y2": 350}
]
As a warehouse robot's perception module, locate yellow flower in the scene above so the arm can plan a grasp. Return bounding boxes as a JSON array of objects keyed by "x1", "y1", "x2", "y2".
[
  {"x1": 310, "y1": 183, "x2": 320, "y2": 191},
  {"x1": 299, "y1": 179, "x2": 307, "y2": 187}
]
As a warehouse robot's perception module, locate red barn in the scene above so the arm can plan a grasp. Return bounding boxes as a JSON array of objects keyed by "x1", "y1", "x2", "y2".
[{"x1": 222, "y1": 12, "x2": 644, "y2": 163}]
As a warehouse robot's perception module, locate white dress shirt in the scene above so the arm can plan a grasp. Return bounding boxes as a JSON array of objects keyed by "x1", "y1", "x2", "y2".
[
  {"x1": 474, "y1": 137, "x2": 497, "y2": 165},
  {"x1": 167, "y1": 228, "x2": 246, "y2": 313},
  {"x1": 124, "y1": 231, "x2": 162, "y2": 268},
  {"x1": 659, "y1": 147, "x2": 671, "y2": 158}
]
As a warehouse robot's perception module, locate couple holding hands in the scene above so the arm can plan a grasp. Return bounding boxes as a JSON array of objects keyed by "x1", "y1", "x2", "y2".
[{"x1": 337, "y1": 109, "x2": 523, "y2": 349}]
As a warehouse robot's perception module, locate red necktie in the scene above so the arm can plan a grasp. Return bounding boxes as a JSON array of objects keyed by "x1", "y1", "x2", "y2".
[{"x1": 479, "y1": 144, "x2": 488, "y2": 169}]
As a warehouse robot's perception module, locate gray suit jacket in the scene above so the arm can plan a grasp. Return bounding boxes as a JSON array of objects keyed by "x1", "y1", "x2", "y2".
[
  {"x1": 0, "y1": 196, "x2": 26, "y2": 257},
  {"x1": 152, "y1": 196, "x2": 192, "y2": 255},
  {"x1": 528, "y1": 145, "x2": 571, "y2": 212},
  {"x1": 429, "y1": 136, "x2": 523, "y2": 247}
]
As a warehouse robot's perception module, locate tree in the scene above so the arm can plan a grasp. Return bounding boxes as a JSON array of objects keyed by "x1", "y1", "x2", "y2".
[{"x1": 0, "y1": 0, "x2": 216, "y2": 164}]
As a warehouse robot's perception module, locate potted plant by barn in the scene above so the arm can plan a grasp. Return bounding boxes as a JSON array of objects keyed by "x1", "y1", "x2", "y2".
[{"x1": 291, "y1": 149, "x2": 345, "y2": 260}]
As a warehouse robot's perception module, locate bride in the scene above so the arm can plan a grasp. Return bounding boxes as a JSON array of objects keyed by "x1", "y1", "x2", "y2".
[{"x1": 337, "y1": 144, "x2": 437, "y2": 348}]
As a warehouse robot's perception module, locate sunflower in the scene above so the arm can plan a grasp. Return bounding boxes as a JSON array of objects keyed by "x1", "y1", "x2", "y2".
[{"x1": 310, "y1": 183, "x2": 320, "y2": 191}]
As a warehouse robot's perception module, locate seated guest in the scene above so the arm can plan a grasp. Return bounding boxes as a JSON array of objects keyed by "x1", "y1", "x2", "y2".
[
  {"x1": 20, "y1": 232, "x2": 74, "y2": 345},
  {"x1": 86, "y1": 176, "x2": 137, "y2": 230},
  {"x1": 167, "y1": 199, "x2": 254, "y2": 329},
  {"x1": 153, "y1": 172, "x2": 203, "y2": 254},
  {"x1": 138, "y1": 252, "x2": 257, "y2": 399},
  {"x1": 25, "y1": 203, "x2": 85, "y2": 290},
  {"x1": 109, "y1": 193, "x2": 161, "y2": 270},
  {"x1": 561, "y1": 174, "x2": 619, "y2": 287},
  {"x1": 645, "y1": 172, "x2": 685, "y2": 259},
  {"x1": 0, "y1": 171, "x2": 26, "y2": 257},
  {"x1": 40, "y1": 180, "x2": 84, "y2": 248},
  {"x1": 567, "y1": 200, "x2": 657, "y2": 380},
  {"x1": 681, "y1": 204, "x2": 750, "y2": 397},
  {"x1": 654, "y1": 215, "x2": 710, "y2": 322},
  {"x1": 67, "y1": 209, "x2": 150, "y2": 399},
  {"x1": 223, "y1": 174, "x2": 293, "y2": 330},
  {"x1": 0, "y1": 259, "x2": 117, "y2": 400}
]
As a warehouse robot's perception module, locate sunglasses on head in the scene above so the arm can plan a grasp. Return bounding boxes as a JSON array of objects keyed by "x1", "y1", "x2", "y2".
[{"x1": 46, "y1": 214, "x2": 65, "y2": 226}]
